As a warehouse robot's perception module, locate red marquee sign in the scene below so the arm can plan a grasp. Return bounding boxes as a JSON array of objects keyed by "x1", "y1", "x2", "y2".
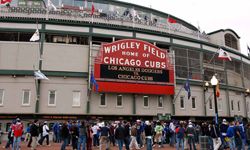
[{"x1": 94, "y1": 39, "x2": 174, "y2": 95}]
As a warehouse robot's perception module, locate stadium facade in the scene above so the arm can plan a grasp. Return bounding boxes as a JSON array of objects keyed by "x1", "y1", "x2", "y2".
[{"x1": 0, "y1": 0, "x2": 250, "y2": 130}]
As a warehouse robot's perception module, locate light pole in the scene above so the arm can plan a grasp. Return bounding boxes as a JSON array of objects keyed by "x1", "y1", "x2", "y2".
[{"x1": 211, "y1": 75, "x2": 219, "y2": 124}]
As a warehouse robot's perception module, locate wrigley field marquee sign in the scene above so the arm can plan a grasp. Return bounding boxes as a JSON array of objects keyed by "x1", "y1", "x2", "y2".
[{"x1": 94, "y1": 39, "x2": 174, "y2": 95}]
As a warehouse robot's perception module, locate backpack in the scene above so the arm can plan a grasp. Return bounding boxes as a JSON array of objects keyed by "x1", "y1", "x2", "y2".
[{"x1": 177, "y1": 127, "x2": 185, "y2": 139}]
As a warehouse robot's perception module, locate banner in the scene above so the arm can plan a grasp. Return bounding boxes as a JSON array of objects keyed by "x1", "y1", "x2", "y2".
[{"x1": 94, "y1": 39, "x2": 174, "y2": 95}]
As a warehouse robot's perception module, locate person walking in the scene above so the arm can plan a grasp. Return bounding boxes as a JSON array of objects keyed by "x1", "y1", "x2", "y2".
[
  {"x1": 144, "y1": 120, "x2": 153, "y2": 150},
  {"x1": 124, "y1": 121, "x2": 131, "y2": 150},
  {"x1": 38, "y1": 121, "x2": 50, "y2": 146},
  {"x1": 210, "y1": 121, "x2": 221, "y2": 150},
  {"x1": 30, "y1": 119, "x2": 39, "y2": 150},
  {"x1": 129, "y1": 123, "x2": 140, "y2": 150},
  {"x1": 115, "y1": 122, "x2": 125, "y2": 150},
  {"x1": 99, "y1": 122, "x2": 110, "y2": 150},
  {"x1": 12, "y1": 118, "x2": 23, "y2": 150},
  {"x1": 61, "y1": 122, "x2": 70, "y2": 150}
]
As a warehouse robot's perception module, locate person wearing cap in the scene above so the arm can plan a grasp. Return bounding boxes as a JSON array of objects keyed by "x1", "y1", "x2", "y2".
[
  {"x1": 38, "y1": 121, "x2": 50, "y2": 146},
  {"x1": 220, "y1": 119, "x2": 229, "y2": 149},
  {"x1": 12, "y1": 118, "x2": 24, "y2": 150},
  {"x1": 30, "y1": 119, "x2": 39, "y2": 150},
  {"x1": 186, "y1": 121, "x2": 196, "y2": 150},
  {"x1": 144, "y1": 120, "x2": 153, "y2": 150}
]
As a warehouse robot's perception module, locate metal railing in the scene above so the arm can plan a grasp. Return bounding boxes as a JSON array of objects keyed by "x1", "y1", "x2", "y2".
[{"x1": 0, "y1": 7, "x2": 209, "y2": 41}]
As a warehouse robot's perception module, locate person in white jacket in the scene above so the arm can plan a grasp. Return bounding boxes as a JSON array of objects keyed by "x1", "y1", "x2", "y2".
[{"x1": 38, "y1": 121, "x2": 50, "y2": 146}]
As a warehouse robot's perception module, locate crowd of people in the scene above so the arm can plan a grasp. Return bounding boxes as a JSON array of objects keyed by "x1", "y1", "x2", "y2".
[{"x1": 1, "y1": 118, "x2": 250, "y2": 150}]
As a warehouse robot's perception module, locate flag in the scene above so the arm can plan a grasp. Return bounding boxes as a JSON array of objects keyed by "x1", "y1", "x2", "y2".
[
  {"x1": 90, "y1": 72, "x2": 98, "y2": 91},
  {"x1": 0, "y1": 0, "x2": 11, "y2": 5},
  {"x1": 91, "y1": 2, "x2": 95, "y2": 15},
  {"x1": 184, "y1": 77, "x2": 191, "y2": 100},
  {"x1": 247, "y1": 45, "x2": 250, "y2": 54},
  {"x1": 30, "y1": 29, "x2": 40, "y2": 42},
  {"x1": 216, "y1": 83, "x2": 220, "y2": 97},
  {"x1": 218, "y1": 48, "x2": 232, "y2": 61},
  {"x1": 48, "y1": 0, "x2": 57, "y2": 11},
  {"x1": 34, "y1": 70, "x2": 49, "y2": 80},
  {"x1": 167, "y1": 17, "x2": 177, "y2": 23}
]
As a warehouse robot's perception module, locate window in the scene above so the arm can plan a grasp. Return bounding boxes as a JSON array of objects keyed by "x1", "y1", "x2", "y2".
[
  {"x1": 209, "y1": 98, "x2": 213, "y2": 110},
  {"x1": 0, "y1": 89, "x2": 4, "y2": 105},
  {"x1": 117, "y1": 94, "x2": 123, "y2": 107},
  {"x1": 225, "y1": 33, "x2": 238, "y2": 50},
  {"x1": 191, "y1": 97, "x2": 196, "y2": 109},
  {"x1": 158, "y1": 96, "x2": 163, "y2": 108},
  {"x1": 231, "y1": 100, "x2": 234, "y2": 111},
  {"x1": 180, "y1": 96, "x2": 184, "y2": 109},
  {"x1": 22, "y1": 90, "x2": 30, "y2": 105},
  {"x1": 247, "y1": 102, "x2": 249, "y2": 113},
  {"x1": 218, "y1": 99, "x2": 222, "y2": 111},
  {"x1": 48, "y1": 90, "x2": 56, "y2": 106},
  {"x1": 143, "y1": 96, "x2": 149, "y2": 107},
  {"x1": 72, "y1": 91, "x2": 80, "y2": 106},
  {"x1": 238, "y1": 101, "x2": 241, "y2": 112},
  {"x1": 100, "y1": 93, "x2": 106, "y2": 106}
]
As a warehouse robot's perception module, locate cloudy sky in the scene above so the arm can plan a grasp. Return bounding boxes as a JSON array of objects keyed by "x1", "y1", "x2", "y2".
[{"x1": 119, "y1": 0, "x2": 250, "y2": 55}]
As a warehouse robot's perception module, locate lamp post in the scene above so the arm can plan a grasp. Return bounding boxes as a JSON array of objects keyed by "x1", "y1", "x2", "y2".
[{"x1": 211, "y1": 75, "x2": 219, "y2": 124}]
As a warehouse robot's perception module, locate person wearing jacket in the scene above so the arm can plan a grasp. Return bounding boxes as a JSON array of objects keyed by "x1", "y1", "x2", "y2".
[
  {"x1": 61, "y1": 122, "x2": 70, "y2": 150},
  {"x1": 144, "y1": 121, "x2": 153, "y2": 150},
  {"x1": 115, "y1": 122, "x2": 125, "y2": 150},
  {"x1": 246, "y1": 123, "x2": 250, "y2": 150},
  {"x1": 30, "y1": 119, "x2": 39, "y2": 150},
  {"x1": 226, "y1": 121, "x2": 236, "y2": 150},
  {"x1": 186, "y1": 122, "x2": 196, "y2": 150},
  {"x1": 210, "y1": 121, "x2": 221, "y2": 150},
  {"x1": 154, "y1": 121, "x2": 163, "y2": 148},
  {"x1": 176, "y1": 123, "x2": 185, "y2": 150},
  {"x1": 130, "y1": 123, "x2": 140, "y2": 150},
  {"x1": 12, "y1": 118, "x2": 23, "y2": 150},
  {"x1": 220, "y1": 119, "x2": 229, "y2": 149}
]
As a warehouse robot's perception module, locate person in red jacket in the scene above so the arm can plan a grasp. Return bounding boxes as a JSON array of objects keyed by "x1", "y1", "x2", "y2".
[{"x1": 12, "y1": 118, "x2": 24, "y2": 150}]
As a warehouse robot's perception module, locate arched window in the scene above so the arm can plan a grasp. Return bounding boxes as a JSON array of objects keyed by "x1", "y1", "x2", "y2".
[{"x1": 225, "y1": 33, "x2": 238, "y2": 50}]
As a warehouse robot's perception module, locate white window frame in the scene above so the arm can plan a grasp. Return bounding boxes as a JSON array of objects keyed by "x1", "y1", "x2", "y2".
[
  {"x1": 0, "y1": 89, "x2": 4, "y2": 106},
  {"x1": 218, "y1": 98, "x2": 222, "y2": 111},
  {"x1": 231, "y1": 100, "x2": 234, "y2": 111},
  {"x1": 238, "y1": 101, "x2": 241, "y2": 112},
  {"x1": 191, "y1": 97, "x2": 196, "y2": 109},
  {"x1": 209, "y1": 98, "x2": 213, "y2": 110},
  {"x1": 100, "y1": 93, "x2": 106, "y2": 107},
  {"x1": 143, "y1": 96, "x2": 149, "y2": 108},
  {"x1": 72, "y1": 91, "x2": 81, "y2": 107},
  {"x1": 157, "y1": 96, "x2": 163, "y2": 108},
  {"x1": 22, "y1": 89, "x2": 31, "y2": 106},
  {"x1": 180, "y1": 96, "x2": 185, "y2": 109},
  {"x1": 116, "y1": 94, "x2": 123, "y2": 107},
  {"x1": 48, "y1": 90, "x2": 56, "y2": 106}
]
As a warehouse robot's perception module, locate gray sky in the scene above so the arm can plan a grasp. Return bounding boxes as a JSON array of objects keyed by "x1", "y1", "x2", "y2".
[{"x1": 119, "y1": 0, "x2": 250, "y2": 56}]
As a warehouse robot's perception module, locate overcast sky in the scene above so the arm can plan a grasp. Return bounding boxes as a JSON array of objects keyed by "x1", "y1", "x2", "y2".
[{"x1": 119, "y1": 0, "x2": 250, "y2": 56}]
